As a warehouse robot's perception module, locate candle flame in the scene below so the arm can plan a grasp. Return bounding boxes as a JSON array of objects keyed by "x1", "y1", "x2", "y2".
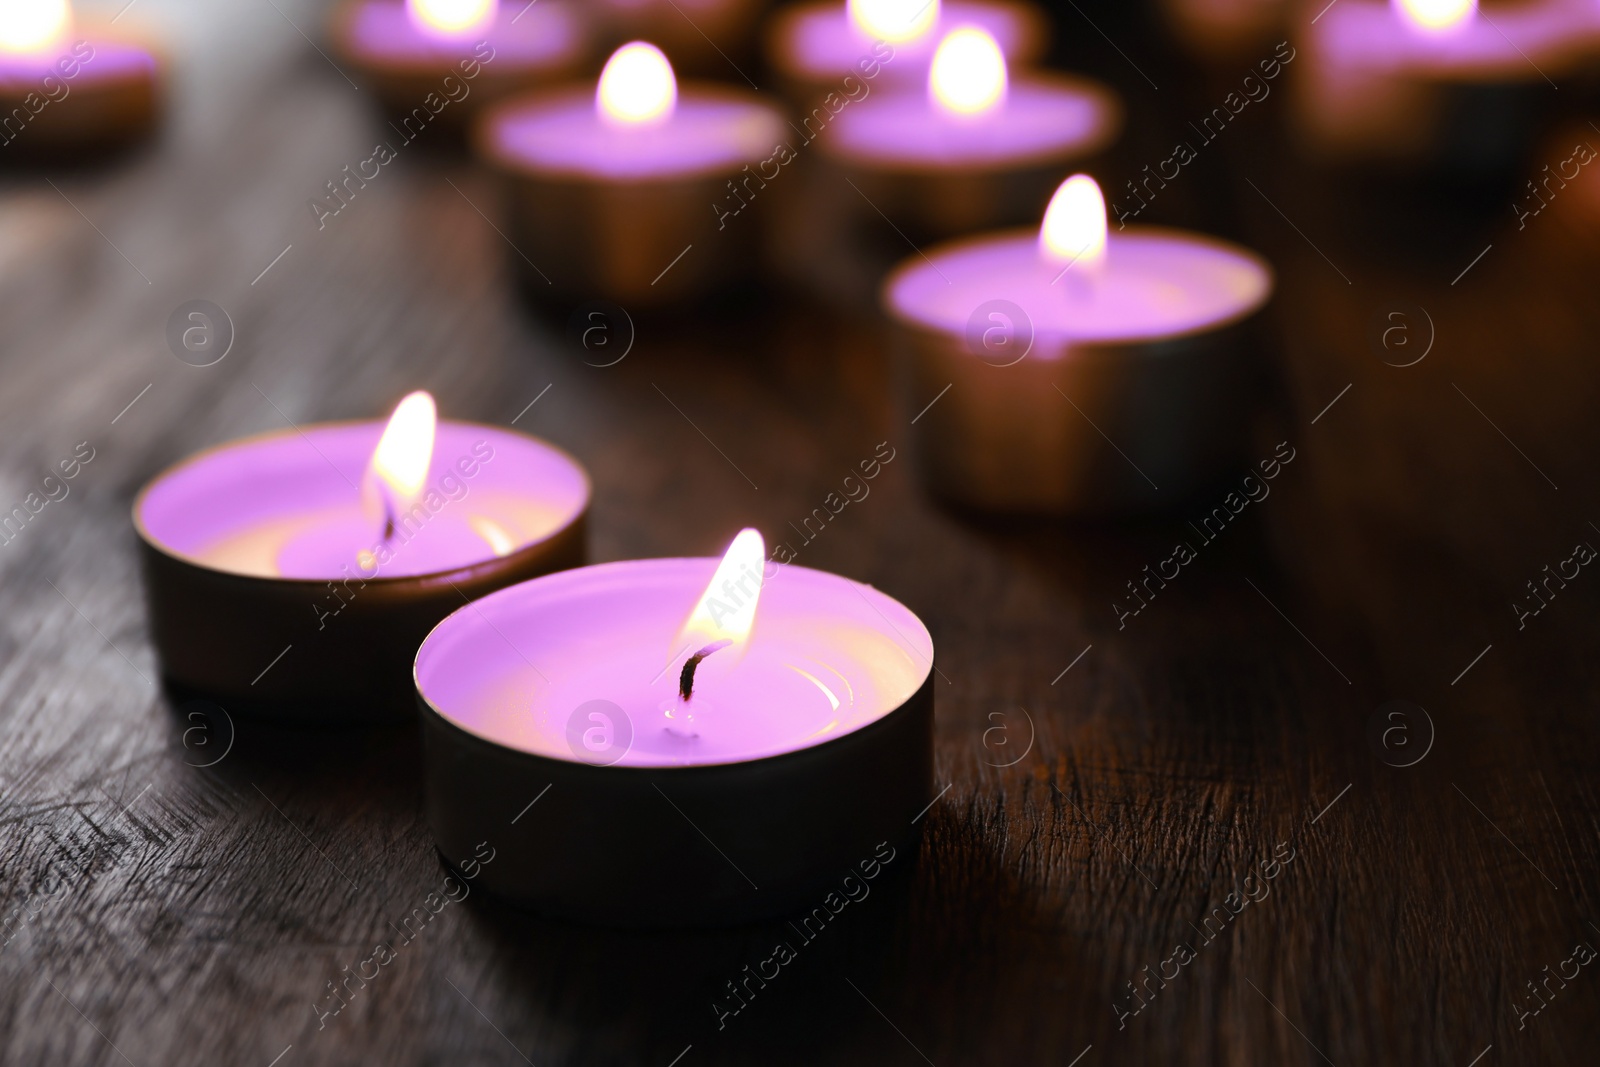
[
  {"x1": 363, "y1": 391, "x2": 437, "y2": 542},
  {"x1": 0, "y1": 0, "x2": 70, "y2": 55},
  {"x1": 929, "y1": 27, "x2": 1007, "y2": 117},
  {"x1": 676, "y1": 528, "x2": 766, "y2": 657},
  {"x1": 406, "y1": 0, "x2": 497, "y2": 38},
  {"x1": 1393, "y1": 0, "x2": 1475, "y2": 33},
  {"x1": 1040, "y1": 174, "x2": 1108, "y2": 273},
  {"x1": 849, "y1": 0, "x2": 939, "y2": 43},
  {"x1": 597, "y1": 42, "x2": 677, "y2": 128}
]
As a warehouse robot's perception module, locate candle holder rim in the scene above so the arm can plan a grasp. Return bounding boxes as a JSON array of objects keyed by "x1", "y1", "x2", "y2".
[
  {"x1": 414, "y1": 642, "x2": 937, "y2": 772},
  {"x1": 413, "y1": 555, "x2": 936, "y2": 767},
  {"x1": 473, "y1": 81, "x2": 784, "y2": 182},
  {"x1": 880, "y1": 223, "x2": 1276, "y2": 346},
  {"x1": 131, "y1": 416, "x2": 591, "y2": 587},
  {"x1": 813, "y1": 70, "x2": 1123, "y2": 174}
]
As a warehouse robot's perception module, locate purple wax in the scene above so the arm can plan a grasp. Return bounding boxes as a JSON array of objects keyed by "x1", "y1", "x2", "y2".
[
  {"x1": 0, "y1": 40, "x2": 155, "y2": 88},
  {"x1": 136, "y1": 421, "x2": 589, "y2": 581},
  {"x1": 770, "y1": 0, "x2": 1045, "y2": 89},
  {"x1": 481, "y1": 85, "x2": 783, "y2": 179},
  {"x1": 340, "y1": 0, "x2": 587, "y2": 66},
  {"x1": 415, "y1": 558, "x2": 934, "y2": 767},
  {"x1": 886, "y1": 228, "x2": 1272, "y2": 345},
  {"x1": 823, "y1": 74, "x2": 1119, "y2": 169},
  {"x1": 1315, "y1": 0, "x2": 1595, "y2": 79}
]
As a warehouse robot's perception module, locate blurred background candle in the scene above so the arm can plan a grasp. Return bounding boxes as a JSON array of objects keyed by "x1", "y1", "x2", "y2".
[
  {"x1": 772, "y1": 26, "x2": 1119, "y2": 303},
  {"x1": 1291, "y1": 0, "x2": 1598, "y2": 183},
  {"x1": 764, "y1": 0, "x2": 1049, "y2": 105},
  {"x1": 474, "y1": 40, "x2": 783, "y2": 306},
  {"x1": 817, "y1": 28, "x2": 1120, "y2": 237},
  {"x1": 136, "y1": 392, "x2": 589, "y2": 723},
  {"x1": 0, "y1": 0, "x2": 161, "y2": 160},
  {"x1": 331, "y1": 0, "x2": 594, "y2": 131},
  {"x1": 415, "y1": 529, "x2": 935, "y2": 925},
  {"x1": 882, "y1": 174, "x2": 1274, "y2": 514}
]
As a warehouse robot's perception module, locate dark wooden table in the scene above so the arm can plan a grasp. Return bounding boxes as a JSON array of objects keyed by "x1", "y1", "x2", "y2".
[{"x1": 3, "y1": 1, "x2": 1599, "y2": 1064}]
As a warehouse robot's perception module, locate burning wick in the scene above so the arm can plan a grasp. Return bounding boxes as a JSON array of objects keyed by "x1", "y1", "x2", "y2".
[
  {"x1": 678, "y1": 639, "x2": 733, "y2": 700},
  {"x1": 665, "y1": 528, "x2": 766, "y2": 726},
  {"x1": 362, "y1": 391, "x2": 437, "y2": 556}
]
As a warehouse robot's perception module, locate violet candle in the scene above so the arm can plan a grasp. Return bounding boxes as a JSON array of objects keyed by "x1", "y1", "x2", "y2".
[
  {"x1": 0, "y1": 2, "x2": 161, "y2": 159},
  {"x1": 1292, "y1": 0, "x2": 1595, "y2": 174},
  {"x1": 764, "y1": 0, "x2": 1049, "y2": 105},
  {"x1": 136, "y1": 392, "x2": 589, "y2": 724},
  {"x1": 815, "y1": 27, "x2": 1121, "y2": 238},
  {"x1": 882, "y1": 174, "x2": 1274, "y2": 514},
  {"x1": 330, "y1": 0, "x2": 594, "y2": 129},
  {"x1": 415, "y1": 529, "x2": 935, "y2": 926},
  {"x1": 474, "y1": 41, "x2": 784, "y2": 305}
]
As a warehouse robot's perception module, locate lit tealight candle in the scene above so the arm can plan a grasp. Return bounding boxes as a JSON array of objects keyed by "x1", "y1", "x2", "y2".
[
  {"x1": 764, "y1": 0, "x2": 1048, "y2": 104},
  {"x1": 136, "y1": 392, "x2": 589, "y2": 722},
  {"x1": 330, "y1": 0, "x2": 593, "y2": 130},
  {"x1": 788, "y1": 25, "x2": 1119, "y2": 291},
  {"x1": 415, "y1": 529, "x2": 935, "y2": 924},
  {"x1": 830, "y1": 26, "x2": 1118, "y2": 219},
  {"x1": 0, "y1": 0, "x2": 162, "y2": 159},
  {"x1": 474, "y1": 41, "x2": 784, "y2": 304},
  {"x1": 881, "y1": 174, "x2": 1274, "y2": 513},
  {"x1": 1294, "y1": 0, "x2": 1596, "y2": 175}
]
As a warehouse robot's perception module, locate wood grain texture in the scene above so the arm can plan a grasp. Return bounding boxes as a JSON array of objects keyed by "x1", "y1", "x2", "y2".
[{"x1": 1, "y1": 1, "x2": 1597, "y2": 1064}]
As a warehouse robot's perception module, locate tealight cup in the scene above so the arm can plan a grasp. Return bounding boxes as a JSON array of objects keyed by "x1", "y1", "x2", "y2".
[
  {"x1": 474, "y1": 42, "x2": 784, "y2": 305},
  {"x1": 0, "y1": 12, "x2": 162, "y2": 160},
  {"x1": 415, "y1": 535, "x2": 936, "y2": 927},
  {"x1": 769, "y1": 28, "x2": 1120, "y2": 302},
  {"x1": 1292, "y1": 0, "x2": 1594, "y2": 180},
  {"x1": 331, "y1": 0, "x2": 593, "y2": 130},
  {"x1": 882, "y1": 175, "x2": 1274, "y2": 514},
  {"x1": 814, "y1": 32, "x2": 1121, "y2": 239},
  {"x1": 136, "y1": 398, "x2": 589, "y2": 725}
]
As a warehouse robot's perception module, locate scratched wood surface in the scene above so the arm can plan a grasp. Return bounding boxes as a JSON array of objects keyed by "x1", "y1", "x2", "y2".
[{"x1": 2, "y1": 1, "x2": 1599, "y2": 1065}]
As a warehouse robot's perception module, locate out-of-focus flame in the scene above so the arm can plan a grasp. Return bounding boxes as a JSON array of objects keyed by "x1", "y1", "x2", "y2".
[
  {"x1": 929, "y1": 26, "x2": 1007, "y2": 117},
  {"x1": 597, "y1": 42, "x2": 677, "y2": 127},
  {"x1": 0, "y1": 0, "x2": 71, "y2": 55},
  {"x1": 406, "y1": 0, "x2": 497, "y2": 38},
  {"x1": 1393, "y1": 0, "x2": 1475, "y2": 33},
  {"x1": 676, "y1": 528, "x2": 766, "y2": 654},
  {"x1": 364, "y1": 391, "x2": 437, "y2": 540},
  {"x1": 469, "y1": 515, "x2": 515, "y2": 557},
  {"x1": 1039, "y1": 174, "x2": 1108, "y2": 274},
  {"x1": 849, "y1": 0, "x2": 939, "y2": 44}
]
